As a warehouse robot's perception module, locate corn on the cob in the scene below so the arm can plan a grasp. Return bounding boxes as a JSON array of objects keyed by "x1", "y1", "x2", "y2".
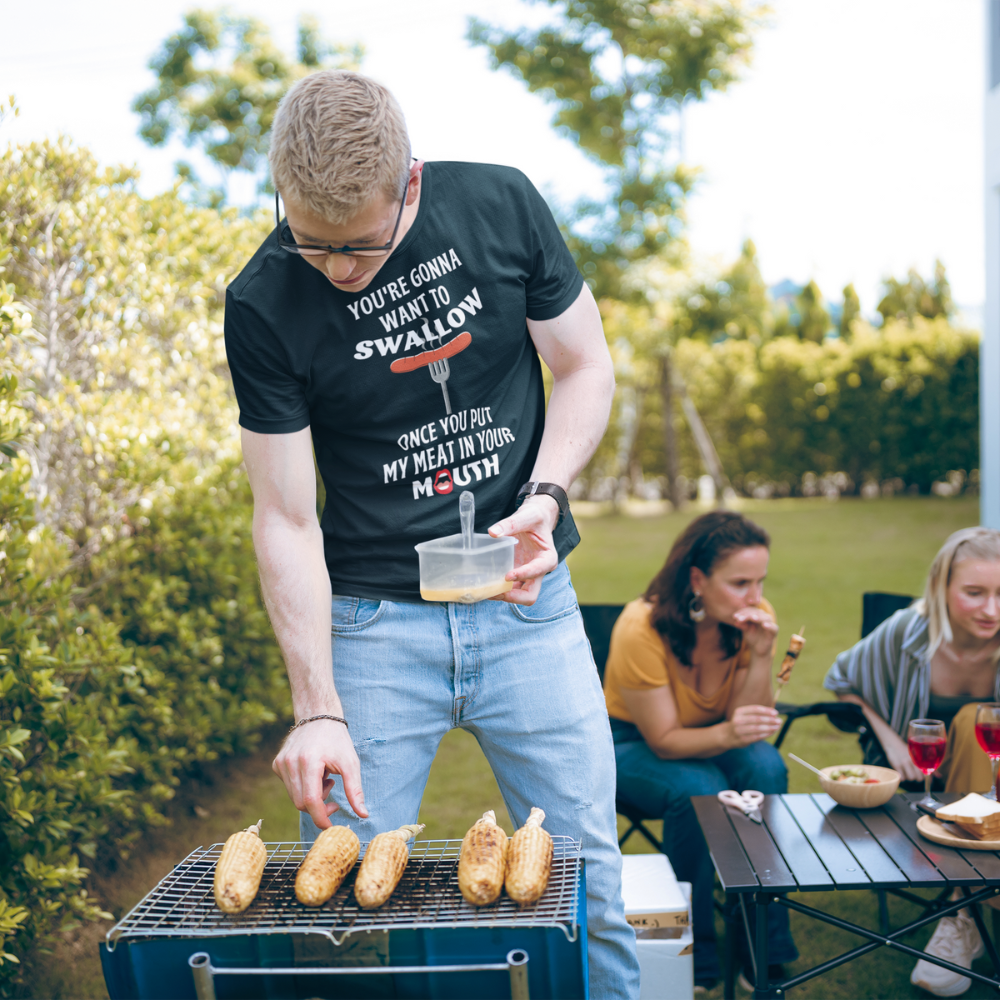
[
  {"x1": 505, "y1": 807, "x2": 552, "y2": 906},
  {"x1": 458, "y1": 810, "x2": 508, "y2": 906},
  {"x1": 295, "y1": 825, "x2": 361, "y2": 907},
  {"x1": 354, "y1": 824, "x2": 425, "y2": 909},
  {"x1": 214, "y1": 819, "x2": 267, "y2": 914}
]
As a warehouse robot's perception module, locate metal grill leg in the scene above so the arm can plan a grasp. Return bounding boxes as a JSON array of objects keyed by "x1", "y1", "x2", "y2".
[
  {"x1": 508, "y1": 949, "x2": 530, "y2": 999},
  {"x1": 188, "y1": 953, "x2": 216, "y2": 1000}
]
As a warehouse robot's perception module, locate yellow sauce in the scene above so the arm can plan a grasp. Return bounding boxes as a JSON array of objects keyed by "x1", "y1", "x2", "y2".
[{"x1": 420, "y1": 579, "x2": 514, "y2": 603}]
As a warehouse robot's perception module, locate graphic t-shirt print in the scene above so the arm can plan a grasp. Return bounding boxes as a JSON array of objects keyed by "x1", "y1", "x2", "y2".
[{"x1": 345, "y1": 249, "x2": 515, "y2": 500}]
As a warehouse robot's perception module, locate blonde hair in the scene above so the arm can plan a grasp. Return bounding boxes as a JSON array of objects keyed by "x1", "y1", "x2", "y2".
[
  {"x1": 269, "y1": 70, "x2": 411, "y2": 223},
  {"x1": 915, "y1": 526, "x2": 1000, "y2": 661}
]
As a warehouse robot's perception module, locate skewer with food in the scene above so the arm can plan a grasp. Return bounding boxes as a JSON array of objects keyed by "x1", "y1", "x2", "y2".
[
  {"x1": 354, "y1": 823, "x2": 425, "y2": 909},
  {"x1": 214, "y1": 819, "x2": 267, "y2": 914},
  {"x1": 773, "y1": 628, "x2": 806, "y2": 706}
]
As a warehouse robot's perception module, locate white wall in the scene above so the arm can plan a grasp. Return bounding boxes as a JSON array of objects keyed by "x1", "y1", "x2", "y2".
[{"x1": 984, "y1": 1, "x2": 1000, "y2": 527}]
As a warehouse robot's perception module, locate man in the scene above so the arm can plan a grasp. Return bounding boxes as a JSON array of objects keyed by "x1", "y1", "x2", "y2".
[{"x1": 225, "y1": 70, "x2": 639, "y2": 997}]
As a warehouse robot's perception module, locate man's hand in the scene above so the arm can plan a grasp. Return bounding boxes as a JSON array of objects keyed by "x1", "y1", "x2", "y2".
[
  {"x1": 272, "y1": 719, "x2": 368, "y2": 830},
  {"x1": 487, "y1": 494, "x2": 560, "y2": 606}
]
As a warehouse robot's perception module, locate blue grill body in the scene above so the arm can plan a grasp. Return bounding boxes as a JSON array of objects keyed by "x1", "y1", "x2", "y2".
[{"x1": 100, "y1": 838, "x2": 587, "y2": 999}]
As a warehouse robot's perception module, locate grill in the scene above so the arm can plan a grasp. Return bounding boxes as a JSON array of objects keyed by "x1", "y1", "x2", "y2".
[{"x1": 101, "y1": 837, "x2": 587, "y2": 1000}]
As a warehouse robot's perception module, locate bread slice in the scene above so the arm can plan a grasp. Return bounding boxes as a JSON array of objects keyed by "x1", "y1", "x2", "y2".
[{"x1": 936, "y1": 794, "x2": 1000, "y2": 839}]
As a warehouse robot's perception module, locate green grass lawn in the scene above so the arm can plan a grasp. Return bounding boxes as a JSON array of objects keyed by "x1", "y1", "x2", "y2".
[{"x1": 30, "y1": 495, "x2": 992, "y2": 999}]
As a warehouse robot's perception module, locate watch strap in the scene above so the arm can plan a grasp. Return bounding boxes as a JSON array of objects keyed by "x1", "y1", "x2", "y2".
[{"x1": 515, "y1": 481, "x2": 569, "y2": 526}]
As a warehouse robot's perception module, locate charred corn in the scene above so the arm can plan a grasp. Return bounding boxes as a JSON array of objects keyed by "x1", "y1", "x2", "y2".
[
  {"x1": 214, "y1": 819, "x2": 267, "y2": 914},
  {"x1": 354, "y1": 824, "x2": 424, "y2": 909},
  {"x1": 458, "y1": 810, "x2": 508, "y2": 906},
  {"x1": 295, "y1": 825, "x2": 361, "y2": 907},
  {"x1": 505, "y1": 807, "x2": 552, "y2": 906}
]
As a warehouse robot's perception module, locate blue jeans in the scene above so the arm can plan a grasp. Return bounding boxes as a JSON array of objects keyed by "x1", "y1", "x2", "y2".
[
  {"x1": 613, "y1": 721, "x2": 798, "y2": 984},
  {"x1": 301, "y1": 563, "x2": 640, "y2": 1000}
]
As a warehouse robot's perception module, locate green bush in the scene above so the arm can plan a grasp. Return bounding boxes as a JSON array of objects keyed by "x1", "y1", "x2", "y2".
[
  {"x1": 0, "y1": 290, "x2": 287, "y2": 991},
  {"x1": 0, "y1": 468, "x2": 288, "y2": 993},
  {"x1": 85, "y1": 465, "x2": 289, "y2": 798},
  {"x1": 620, "y1": 317, "x2": 978, "y2": 495}
]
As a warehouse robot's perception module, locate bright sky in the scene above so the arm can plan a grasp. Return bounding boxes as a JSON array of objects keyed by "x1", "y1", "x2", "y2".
[{"x1": 1, "y1": 0, "x2": 985, "y2": 317}]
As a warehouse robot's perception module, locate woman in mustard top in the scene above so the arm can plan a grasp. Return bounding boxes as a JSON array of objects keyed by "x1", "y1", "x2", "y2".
[{"x1": 604, "y1": 510, "x2": 796, "y2": 990}]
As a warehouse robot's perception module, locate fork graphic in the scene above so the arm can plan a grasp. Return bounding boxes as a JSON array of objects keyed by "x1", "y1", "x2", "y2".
[{"x1": 428, "y1": 358, "x2": 452, "y2": 415}]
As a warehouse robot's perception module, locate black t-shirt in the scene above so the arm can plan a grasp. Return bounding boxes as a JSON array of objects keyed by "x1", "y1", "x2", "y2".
[{"x1": 225, "y1": 161, "x2": 583, "y2": 602}]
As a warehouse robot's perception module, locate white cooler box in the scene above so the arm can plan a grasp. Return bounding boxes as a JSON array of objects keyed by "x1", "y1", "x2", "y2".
[{"x1": 621, "y1": 854, "x2": 693, "y2": 1000}]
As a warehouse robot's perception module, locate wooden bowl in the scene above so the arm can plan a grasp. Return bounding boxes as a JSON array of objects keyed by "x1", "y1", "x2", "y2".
[{"x1": 818, "y1": 764, "x2": 900, "y2": 808}]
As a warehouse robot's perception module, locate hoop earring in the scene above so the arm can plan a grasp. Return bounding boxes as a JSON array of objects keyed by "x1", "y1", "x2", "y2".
[{"x1": 689, "y1": 594, "x2": 706, "y2": 623}]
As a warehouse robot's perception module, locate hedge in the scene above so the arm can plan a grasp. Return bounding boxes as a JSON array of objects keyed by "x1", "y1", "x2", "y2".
[
  {"x1": 0, "y1": 445, "x2": 287, "y2": 993},
  {"x1": 604, "y1": 317, "x2": 979, "y2": 497}
]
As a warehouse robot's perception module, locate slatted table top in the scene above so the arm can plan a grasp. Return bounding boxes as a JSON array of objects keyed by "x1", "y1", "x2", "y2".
[{"x1": 692, "y1": 792, "x2": 1000, "y2": 894}]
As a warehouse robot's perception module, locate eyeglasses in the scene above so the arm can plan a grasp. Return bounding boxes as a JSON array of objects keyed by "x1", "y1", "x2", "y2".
[{"x1": 275, "y1": 188, "x2": 407, "y2": 259}]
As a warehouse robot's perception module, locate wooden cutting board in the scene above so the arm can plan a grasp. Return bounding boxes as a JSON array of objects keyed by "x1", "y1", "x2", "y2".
[{"x1": 916, "y1": 814, "x2": 1000, "y2": 851}]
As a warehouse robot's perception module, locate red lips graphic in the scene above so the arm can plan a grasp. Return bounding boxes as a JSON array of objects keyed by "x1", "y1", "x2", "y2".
[{"x1": 433, "y1": 469, "x2": 454, "y2": 495}]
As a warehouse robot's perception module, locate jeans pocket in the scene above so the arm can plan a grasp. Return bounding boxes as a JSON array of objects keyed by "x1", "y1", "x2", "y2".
[
  {"x1": 330, "y1": 596, "x2": 385, "y2": 632},
  {"x1": 509, "y1": 563, "x2": 580, "y2": 623}
]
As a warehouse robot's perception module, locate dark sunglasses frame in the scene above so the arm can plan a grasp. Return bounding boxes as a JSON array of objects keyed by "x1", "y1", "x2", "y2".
[{"x1": 274, "y1": 188, "x2": 407, "y2": 258}]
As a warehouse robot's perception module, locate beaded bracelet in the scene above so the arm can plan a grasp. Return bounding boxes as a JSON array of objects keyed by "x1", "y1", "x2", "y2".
[{"x1": 289, "y1": 714, "x2": 348, "y2": 732}]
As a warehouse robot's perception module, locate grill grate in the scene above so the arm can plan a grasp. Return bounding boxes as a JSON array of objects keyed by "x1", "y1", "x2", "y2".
[{"x1": 107, "y1": 837, "x2": 582, "y2": 950}]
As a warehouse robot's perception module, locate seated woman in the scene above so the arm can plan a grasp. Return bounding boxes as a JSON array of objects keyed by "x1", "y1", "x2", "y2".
[
  {"x1": 824, "y1": 526, "x2": 1000, "y2": 998},
  {"x1": 605, "y1": 510, "x2": 797, "y2": 991}
]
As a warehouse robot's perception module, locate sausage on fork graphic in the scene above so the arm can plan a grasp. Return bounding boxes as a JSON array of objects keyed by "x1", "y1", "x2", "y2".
[{"x1": 390, "y1": 331, "x2": 472, "y2": 416}]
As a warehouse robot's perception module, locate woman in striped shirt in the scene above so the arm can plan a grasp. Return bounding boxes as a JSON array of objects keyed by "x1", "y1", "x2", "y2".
[{"x1": 824, "y1": 526, "x2": 1000, "y2": 997}]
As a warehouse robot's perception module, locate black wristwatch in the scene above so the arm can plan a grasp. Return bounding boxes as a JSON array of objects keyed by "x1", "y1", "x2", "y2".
[{"x1": 515, "y1": 481, "x2": 569, "y2": 527}]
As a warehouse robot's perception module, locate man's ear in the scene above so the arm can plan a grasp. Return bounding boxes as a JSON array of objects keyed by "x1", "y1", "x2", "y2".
[{"x1": 405, "y1": 159, "x2": 423, "y2": 205}]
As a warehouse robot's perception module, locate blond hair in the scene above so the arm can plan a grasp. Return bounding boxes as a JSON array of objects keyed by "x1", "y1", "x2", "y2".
[
  {"x1": 269, "y1": 71, "x2": 410, "y2": 223},
  {"x1": 915, "y1": 526, "x2": 1000, "y2": 662}
]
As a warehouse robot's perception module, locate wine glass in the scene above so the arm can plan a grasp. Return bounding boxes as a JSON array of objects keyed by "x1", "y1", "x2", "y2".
[
  {"x1": 908, "y1": 719, "x2": 947, "y2": 807},
  {"x1": 975, "y1": 703, "x2": 1000, "y2": 801}
]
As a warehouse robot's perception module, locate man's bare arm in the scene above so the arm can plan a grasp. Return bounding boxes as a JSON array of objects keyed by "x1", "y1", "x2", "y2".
[
  {"x1": 242, "y1": 426, "x2": 368, "y2": 827},
  {"x1": 487, "y1": 283, "x2": 615, "y2": 603}
]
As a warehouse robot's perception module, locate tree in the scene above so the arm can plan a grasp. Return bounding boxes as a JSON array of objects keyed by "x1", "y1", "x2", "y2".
[
  {"x1": 672, "y1": 239, "x2": 771, "y2": 343},
  {"x1": 133, "y1": 10, "x2": 361, "y2": 199},
  {"x1": 876, "y1": 259, "x2": 953, "y2": 324},
  {"x1": 796, "y1": 279, "x2": 830, "y2": 344},
  {"x1": 471, "y1": 1, "x2": 765, "y2": 505},
  {"x1": 0, "y1": 135, "x2": 269, "y2": 563},
  {"x1": 840, "y1": 282, "x2": 860, "y2": 338},
  {"x1": 469, "y1": 0, "x2": 764, "y2": 301}
]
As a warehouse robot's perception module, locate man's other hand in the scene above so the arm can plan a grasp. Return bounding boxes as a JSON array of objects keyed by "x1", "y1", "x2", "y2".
[
  {"x1": 272, "y1": 718, "x2": 368, "y2": 830},
  {"x1": 487, "y1": 493, "x2": 560, "y2": 606}
]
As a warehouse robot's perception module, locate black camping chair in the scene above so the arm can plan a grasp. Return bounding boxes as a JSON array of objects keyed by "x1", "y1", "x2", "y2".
[
  {"x1": 580, "y1": 592, "x2": 915, "y2": 853},
  {"x1": 580, "y1": 603, "x2": 665, "y2": 851}
]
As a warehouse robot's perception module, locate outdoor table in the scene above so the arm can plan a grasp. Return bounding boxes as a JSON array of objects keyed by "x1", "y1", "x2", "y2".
[{"x1": 692, "y1": 791, "x2": 1000, "y2": 999}]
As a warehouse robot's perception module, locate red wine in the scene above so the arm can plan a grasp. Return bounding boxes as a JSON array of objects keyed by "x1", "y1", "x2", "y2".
[
  {"x1": 976, "y1": 721, "x2": 1000, "y2": 755},
  {"x1": 908, "y1": 736, "x2": 946, "y2": 774}
]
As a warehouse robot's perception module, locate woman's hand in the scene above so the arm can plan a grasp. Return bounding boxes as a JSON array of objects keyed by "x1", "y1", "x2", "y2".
[
  {"x1": 732, "y1": 607, "x2": 779, "y2": 657},
  {"x1": 835, "y1": 693, "x2": 924, "y2": 781},
  {"x1": 880, "y1": 730, "x2": 925, "y2": 782},
  {"x1": 726, "y1": 704, "x2": 782, "y2": 748}
]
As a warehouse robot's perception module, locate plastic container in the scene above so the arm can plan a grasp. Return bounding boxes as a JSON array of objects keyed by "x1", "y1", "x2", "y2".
[{"x1": 415, "y1": 533, "x2": 516, "y2": 603}]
